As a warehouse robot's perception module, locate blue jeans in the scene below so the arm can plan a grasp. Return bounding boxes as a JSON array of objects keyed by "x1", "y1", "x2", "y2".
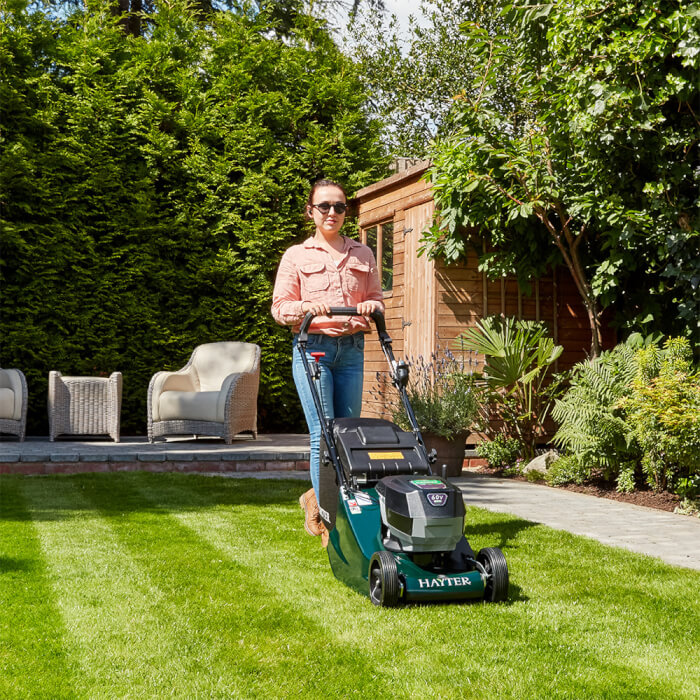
[{"x1": 292, "y1": 333, "x2": 365, "y2": 495}]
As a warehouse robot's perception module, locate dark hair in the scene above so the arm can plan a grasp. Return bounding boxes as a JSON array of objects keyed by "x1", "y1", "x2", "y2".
[{"x1": 306, "y1": 179, "x2": 348, "y2": 214}]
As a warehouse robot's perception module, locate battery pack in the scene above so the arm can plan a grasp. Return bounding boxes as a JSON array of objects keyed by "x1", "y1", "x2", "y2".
[{"x1": 318, "y1": 417, "x2": 430, "y2": 531}]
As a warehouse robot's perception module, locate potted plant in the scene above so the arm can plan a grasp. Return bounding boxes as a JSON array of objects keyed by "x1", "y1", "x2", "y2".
[{"x1": 372, "y1": 348, "x2": 480, "y2": 477}]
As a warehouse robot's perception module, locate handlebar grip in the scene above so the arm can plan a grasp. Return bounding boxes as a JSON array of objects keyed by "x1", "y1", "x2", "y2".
[{"x1": 298, "y1": 307, "x2": 390, "y2": 345}]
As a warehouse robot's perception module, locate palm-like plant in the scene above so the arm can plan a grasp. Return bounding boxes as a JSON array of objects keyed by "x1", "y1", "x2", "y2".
[{"x1": 453, "y1": 316, "x2": 564, "y2": 459}]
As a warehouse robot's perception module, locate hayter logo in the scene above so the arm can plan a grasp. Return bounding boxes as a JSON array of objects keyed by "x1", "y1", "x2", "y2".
[
  {"x1": 426, "y1": 492, "x2": 448, "y2": 507},
  {"x1": 417, "y1": 576, "x2": 472, "y2": 588}
]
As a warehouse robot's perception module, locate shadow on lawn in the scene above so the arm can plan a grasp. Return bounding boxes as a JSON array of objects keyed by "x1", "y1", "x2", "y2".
[
  {"x1": 1, "y1": 472, "x2": 308, "y2": 522},
  {"x1": 464, "y1": 516, "x2": 534, "y2": 605},
  {"x1": 0, "y1": 556, "x2": 37, "y2": 574},
  {"x1": 466, "y1": 515, "x2": 538, "y2": 551}
]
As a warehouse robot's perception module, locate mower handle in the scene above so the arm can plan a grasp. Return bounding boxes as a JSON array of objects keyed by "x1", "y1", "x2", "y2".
[{"x1": 298, "y1": 307, "x2": 391, "y2": 346}]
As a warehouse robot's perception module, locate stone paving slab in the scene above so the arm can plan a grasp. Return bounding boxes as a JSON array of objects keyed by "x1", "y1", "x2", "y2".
[
  {"x1": 453, "y1": 473, "x2": 700, "y2": 571},
  {"x1": 0, "y1": 434, "x2": 310, "y2": 463}
]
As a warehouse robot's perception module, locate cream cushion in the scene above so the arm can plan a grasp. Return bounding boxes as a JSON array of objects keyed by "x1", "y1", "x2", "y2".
[
  {"x1": 0, "y1": 369, "x2": 23, "y2": 421},
  {"x1": 0, "y1": 388, "x2": 15, "y2": 420},
  {"x1": 193, "y1": 342, "x2": 258, "y2": 390},
  {"x1": 158, "y1": 391, "x2": 221, "y2": 422}
]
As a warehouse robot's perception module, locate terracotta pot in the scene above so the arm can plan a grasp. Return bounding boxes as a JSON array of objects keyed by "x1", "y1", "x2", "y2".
[{"x1": 422, "y1": 432, "x2": 468, "y2": 478}]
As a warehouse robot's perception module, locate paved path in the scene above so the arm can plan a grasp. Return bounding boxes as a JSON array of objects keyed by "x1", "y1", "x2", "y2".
[{"x1": 453, "y1": 473, "x2": 700, "y2": 571}]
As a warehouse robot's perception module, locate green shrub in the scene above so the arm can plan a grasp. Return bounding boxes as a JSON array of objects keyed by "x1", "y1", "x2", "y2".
[
  {"x1": 545, "y1": 455, "x2": 590, "y2": 486},
  {"x1": 615, "y1": 463, "x2": 637, "y2": 494},
  {"x1": 476, "y1": 434, "x2": 522, "y2": 470},
  {"x1": 676, "y1": 475, "x2": 700, "y2": 501},
  {"x1": 382, "y1": 349, "x2": 481, "y2": 440},
  {"x1": 0, "y1": 3, "x2": 388, "y2": 434},
  {"x1": 623, "y1": 338, "x2": 700, "y2": 492}
]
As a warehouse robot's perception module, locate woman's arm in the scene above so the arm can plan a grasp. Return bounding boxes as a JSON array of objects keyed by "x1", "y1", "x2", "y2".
[
  {"x1": 271, "y1": 251, "x2": 305, "y2": 326},
  {"x1": 357, "y1": 249, "x2": 385, "y2": 317}
]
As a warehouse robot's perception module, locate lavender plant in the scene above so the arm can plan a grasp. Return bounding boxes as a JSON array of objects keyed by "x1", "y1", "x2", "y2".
[{"x1": 370, "y1": 347, "x2": 481, "y2": 440}]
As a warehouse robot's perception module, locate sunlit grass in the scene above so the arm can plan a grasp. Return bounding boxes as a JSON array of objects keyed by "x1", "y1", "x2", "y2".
[{"x1": 1, "y1": 473, "x2": 698, "y2": 699}]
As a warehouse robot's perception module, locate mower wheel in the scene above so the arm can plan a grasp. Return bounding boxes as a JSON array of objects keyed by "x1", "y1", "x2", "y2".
[
  {"x1": 368, "y1": 551, "x2": 400, "y2": 607},
  {"x1": 477, "y1": 547, "x2": 509, "y2": 602}
]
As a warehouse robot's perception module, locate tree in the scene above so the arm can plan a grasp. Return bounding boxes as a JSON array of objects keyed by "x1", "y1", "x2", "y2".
[
  {"x1": 0, "y1": 0, "x2": 389, "y2": 434},
  {"x1": 39, "y1": 0, "x2": 386, "y2": 37},
  {"x1": 424, "y1": 0, "x2": 699, "y2": 354},
  {"x1": 348, "y1": 0, "x2": 509, "y2": 158}
]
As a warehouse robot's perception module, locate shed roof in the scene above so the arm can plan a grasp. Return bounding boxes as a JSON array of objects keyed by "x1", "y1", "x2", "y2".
[{"x1": 353, "y1": 160, "x2": 431, "y2": 201}]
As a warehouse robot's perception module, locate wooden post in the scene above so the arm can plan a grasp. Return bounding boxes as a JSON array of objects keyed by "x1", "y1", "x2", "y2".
[
  {"x1": 517, "y1": 284, "x2": 522, "y2": 320},
  {"x1": 482, "y1": 240, "x2": 488, "y2": 317}
]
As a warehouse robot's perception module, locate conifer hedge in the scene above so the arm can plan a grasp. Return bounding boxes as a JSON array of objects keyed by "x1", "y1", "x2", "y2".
[{"x1": 0, "y1": 2, "x2": 388, "y2": 435}]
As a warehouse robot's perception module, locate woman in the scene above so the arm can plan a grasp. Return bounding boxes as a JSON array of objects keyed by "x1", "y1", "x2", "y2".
[{"x1": 272, "y1": 180, "x2": 385, "y2": 543}]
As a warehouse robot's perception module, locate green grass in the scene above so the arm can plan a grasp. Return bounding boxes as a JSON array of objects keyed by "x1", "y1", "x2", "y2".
[{"x1": 1, "y1": 473, "x2": 698, "y2": 699}]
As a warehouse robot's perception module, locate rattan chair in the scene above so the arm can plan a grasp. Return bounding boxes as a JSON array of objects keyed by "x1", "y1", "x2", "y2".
[
  {"x1": 147, "y1": 342, "x2": 260, "y2": 444},
  {"x1": 0, "y1": 368, "x2": 28, "y2": 441},
  {"x1": 48, "y1": 371, "x2": 122, "y2": 442}
]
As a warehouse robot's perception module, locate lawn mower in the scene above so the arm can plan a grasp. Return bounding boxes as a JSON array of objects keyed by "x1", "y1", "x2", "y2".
[{"x1": 297, "y1": 307, "x2": 509, "y2": 607}]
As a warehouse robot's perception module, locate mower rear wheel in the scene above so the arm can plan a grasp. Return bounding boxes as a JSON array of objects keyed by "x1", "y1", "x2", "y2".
[
  {"x1": 369, "y1": 551, "x2": 400, "y2": 607},
  {"x1": 477, "y1": 547, "x2": 509, "y2": 602}
]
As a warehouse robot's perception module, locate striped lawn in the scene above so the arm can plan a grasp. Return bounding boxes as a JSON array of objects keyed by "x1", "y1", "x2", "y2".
[{"x1": 1, "y1": 472, "x2": 698, "y2": 699}]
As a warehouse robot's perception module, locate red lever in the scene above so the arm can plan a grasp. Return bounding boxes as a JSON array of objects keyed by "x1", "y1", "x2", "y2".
[{"x1": 310, "y1": 352, "x2": 325, "y2": 363}]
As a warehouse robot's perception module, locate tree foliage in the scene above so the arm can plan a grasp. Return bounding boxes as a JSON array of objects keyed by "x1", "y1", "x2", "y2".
[
  {"x1": 0, "y1": 0, "x2": 388, "y2": 435},
  {"x1": 425, "y1": 0, "x2": 699, "y2": 354},
  {"x1": 348, "y1": 0, "x2": 509, "y2": 158}
]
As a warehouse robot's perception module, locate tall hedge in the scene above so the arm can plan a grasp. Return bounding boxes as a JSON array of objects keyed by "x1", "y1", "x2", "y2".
[{"x1": 0, "y1": 1, "x2": 389, "y2": 435}]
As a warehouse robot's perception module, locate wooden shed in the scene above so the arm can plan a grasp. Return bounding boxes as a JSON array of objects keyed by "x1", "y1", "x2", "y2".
[{"x1": 352, "y1": 161, "x2": 614, "y2": 434}]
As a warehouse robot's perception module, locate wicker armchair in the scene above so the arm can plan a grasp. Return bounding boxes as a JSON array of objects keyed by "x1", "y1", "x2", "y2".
[
  {"x1": 147, "y1": 342, "x2": 260, "y2": 444},
  {"x1": 48, "y1": 371, "x2": 122, "y2": 442},
  {"x1": 0, "y1": 368, "x2": 28, "y2": 441}
]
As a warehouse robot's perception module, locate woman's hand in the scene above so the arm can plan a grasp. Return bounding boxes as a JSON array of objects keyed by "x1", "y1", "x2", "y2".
[
  {"x1": 356, "y1": 300, "x2": 382, "y2": 318},
  {"x1": 301, "y1": 301, "x2": 331, "y2": 317}
]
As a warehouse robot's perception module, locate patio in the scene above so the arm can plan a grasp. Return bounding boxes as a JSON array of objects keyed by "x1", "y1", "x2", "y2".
[{"x1": 0, "y1": 434, "x2": 311, "y2": 476}]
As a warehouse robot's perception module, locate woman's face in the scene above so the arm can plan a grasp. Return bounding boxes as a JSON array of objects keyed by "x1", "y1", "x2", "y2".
[{"x1": 309, "y1": 184, "x2": 347, "y2": 238}]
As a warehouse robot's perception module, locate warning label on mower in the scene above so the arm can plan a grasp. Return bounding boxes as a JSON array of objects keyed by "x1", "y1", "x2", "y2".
[
  {"x1": 368, "y1": 452, "x2": 404, "y2": 460},
  {"x1": 345, "y1": 499, "x2": 362, "y2": 514}
]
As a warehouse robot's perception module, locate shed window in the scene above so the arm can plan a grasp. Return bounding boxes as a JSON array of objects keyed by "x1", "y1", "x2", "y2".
[{"x1": 362, "y1": 221, "x2": 393, "y2": 292}]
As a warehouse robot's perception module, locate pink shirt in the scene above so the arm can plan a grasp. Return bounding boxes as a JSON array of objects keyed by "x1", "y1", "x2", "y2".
[{"x1": 272, "y1": 236, "x2": 385, "y2": 336}]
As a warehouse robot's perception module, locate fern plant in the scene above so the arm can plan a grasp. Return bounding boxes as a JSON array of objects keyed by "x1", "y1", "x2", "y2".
[{"x1": 551, "y1": 341, "x2": 641, "y2": 484}]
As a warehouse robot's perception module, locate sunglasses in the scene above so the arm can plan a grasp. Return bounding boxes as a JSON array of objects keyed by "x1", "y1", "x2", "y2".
[{"x1": 312, "y1": 201, "x2": 348, "y2": 215}]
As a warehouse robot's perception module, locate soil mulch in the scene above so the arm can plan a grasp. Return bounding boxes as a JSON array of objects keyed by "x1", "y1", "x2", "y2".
[{"x1": 472, "y1": 467, "x2": 682, "y2": 513}]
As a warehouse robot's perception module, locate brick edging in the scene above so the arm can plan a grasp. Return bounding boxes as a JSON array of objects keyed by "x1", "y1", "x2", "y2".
[{"x1": 1, "y1": 457, "x2": 484, "y2": 477}]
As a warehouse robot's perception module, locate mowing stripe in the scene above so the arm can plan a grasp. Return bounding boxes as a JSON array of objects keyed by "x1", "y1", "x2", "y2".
[
  {"x1": 80, "y1": 472, "x2": 396, "y2": 698},
  {"x1": 9, "y1": 473, "x2": 698, "y2": 699},
  {"x1": 17, "y1": 475, "x2": 209, "y2": 698},
  {"x1": 0, "y1": 478, "x2": 80, "y2": 700}
]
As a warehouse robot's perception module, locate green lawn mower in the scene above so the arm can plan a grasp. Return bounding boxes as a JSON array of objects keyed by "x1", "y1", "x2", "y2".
[{"x1": 298, "y1": 308, "x2": 509, "y2": 606}]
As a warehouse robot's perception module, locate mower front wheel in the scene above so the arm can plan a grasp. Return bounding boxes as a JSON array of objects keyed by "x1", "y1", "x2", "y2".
[
  {"x1": 477, "y1": 547, "x2": 509, "y2": 602},
  {"x1": 368, "y1": 551, "x2": 401, "y2": 607}
]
